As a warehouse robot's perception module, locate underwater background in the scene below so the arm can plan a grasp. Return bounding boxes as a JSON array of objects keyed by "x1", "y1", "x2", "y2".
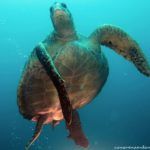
[{"x1": 0, "y1": 0, "x2": 150, "y2": 150}]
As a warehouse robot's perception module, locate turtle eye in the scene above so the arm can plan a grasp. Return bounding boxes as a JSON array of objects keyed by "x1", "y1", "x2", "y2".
[{"x1": 61, "y1": 3, "x2": 67, "y2": 8}]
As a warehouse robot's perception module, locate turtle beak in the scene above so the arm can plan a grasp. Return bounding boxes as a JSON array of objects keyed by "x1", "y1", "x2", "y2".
[{"x1": 49, "y1": 2, "x2": 75, "y2": 38}]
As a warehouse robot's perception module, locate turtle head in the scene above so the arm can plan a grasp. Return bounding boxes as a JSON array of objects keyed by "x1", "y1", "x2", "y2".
[{"x1": 50, "y1": 2, "x2": 76, "y2": 40}]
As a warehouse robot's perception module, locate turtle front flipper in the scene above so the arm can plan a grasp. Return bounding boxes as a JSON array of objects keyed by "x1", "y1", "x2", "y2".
[
  {"x1": 67, "y1": 110, "x2": 89, "y2": 148},
  {"x1": 35, "y1": 43, "x2": 89, "y2": 148},
  {"x1": 89, "y1": 25, "x2": 150, "y2": 76},
  {"x1": 35, "y1": 43, "x2": 73, "y2": 125}
]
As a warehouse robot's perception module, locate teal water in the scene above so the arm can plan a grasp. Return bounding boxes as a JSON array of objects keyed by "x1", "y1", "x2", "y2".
[{"x1": 0, "y1": 0, "x2": 150, "y2": 150}]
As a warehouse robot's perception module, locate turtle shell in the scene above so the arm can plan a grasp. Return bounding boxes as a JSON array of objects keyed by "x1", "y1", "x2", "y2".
[{"x1": 17, "y1": 41, "x2": 109, "y2": 123}]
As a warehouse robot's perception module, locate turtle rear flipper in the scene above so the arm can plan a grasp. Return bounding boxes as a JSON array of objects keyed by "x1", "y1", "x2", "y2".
[
  {"x1": 67, "y1": 110, "x2": 89, "y2": 148},
  {"x1": 90, "y1": 25, "x2": 150, "y2": 76},
  {"x1": 25, "y1": 115, "x2": 47, "y2": 150}
]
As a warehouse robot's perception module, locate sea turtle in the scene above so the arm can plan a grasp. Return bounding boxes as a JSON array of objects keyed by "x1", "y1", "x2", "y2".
[{"x1": 17, "y1": 2, "x2": 150, "y2": 149}]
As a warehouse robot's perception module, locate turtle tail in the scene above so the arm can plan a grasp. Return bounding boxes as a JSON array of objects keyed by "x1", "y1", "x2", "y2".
[{"x1": 25, "y1": 115, "x2": 46, "y2": 150}]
